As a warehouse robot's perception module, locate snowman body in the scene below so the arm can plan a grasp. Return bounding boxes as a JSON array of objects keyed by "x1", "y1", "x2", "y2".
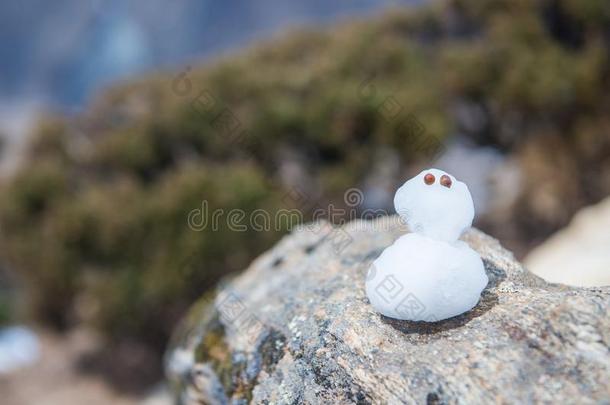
[{"x1": 365, "y1": 169, "x2": 488, "y2": 321}]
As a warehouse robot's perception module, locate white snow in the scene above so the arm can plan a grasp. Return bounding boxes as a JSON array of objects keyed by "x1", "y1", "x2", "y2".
[
  {"x1": 394, "y1": 168, "x2": 474, "y2": 242},
  {"x1": 367, "y1": 168, "x2": 488, "y2": 321},
  {"x1": 366, "y1": 234, "x2": 487, "y2": 321}
]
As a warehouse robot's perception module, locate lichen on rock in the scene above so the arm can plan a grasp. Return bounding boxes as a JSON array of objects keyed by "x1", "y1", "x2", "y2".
[{"x1": 166, "y1": 217, "x2": 610, "y2": 404}]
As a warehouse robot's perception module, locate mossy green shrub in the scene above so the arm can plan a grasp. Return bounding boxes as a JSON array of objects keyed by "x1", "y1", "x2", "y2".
[{"x1": 0, "y1": 0, "x2": 609, "y2": 351}]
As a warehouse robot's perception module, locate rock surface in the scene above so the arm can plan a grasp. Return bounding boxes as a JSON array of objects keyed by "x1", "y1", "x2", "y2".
[
  {"x1": 525, "y1": 196, "x2": 610, "y2": 287},
  {"x1": 166, "y1": 217, "x2": 610, "y2": 404}
]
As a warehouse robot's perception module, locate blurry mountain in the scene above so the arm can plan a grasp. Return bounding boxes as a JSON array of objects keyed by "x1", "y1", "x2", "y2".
[{"x1": 0, "y1": 0, "x2": 421, "y2": 109}]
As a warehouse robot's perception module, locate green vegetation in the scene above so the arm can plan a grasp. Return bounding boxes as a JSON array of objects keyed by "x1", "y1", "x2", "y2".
[{"x1": 0, "y1": 0, "x2": 609, "y2": 352}]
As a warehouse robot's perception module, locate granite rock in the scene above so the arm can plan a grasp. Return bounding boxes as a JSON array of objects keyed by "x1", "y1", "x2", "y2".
[{"x1": 166, "y1": 217, "x2": 610, "y2": 404}]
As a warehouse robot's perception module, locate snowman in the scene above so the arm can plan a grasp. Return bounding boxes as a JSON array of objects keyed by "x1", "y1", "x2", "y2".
[{"x1": 365, "y1": 168, "x2": 488, "y2": 321}]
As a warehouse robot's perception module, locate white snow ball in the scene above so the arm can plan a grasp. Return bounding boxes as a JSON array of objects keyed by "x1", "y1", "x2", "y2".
[
  {"x1": 365, "y1": 233, "x2": 488, "y2": 321},
  {"x1": 394, "y1": 168, "x2": 474, "y2": 242}
]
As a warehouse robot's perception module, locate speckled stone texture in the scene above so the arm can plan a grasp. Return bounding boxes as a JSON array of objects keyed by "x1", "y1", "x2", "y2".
[{"x1": 166, "y1": 217, "x2": 610, "y2": 404}]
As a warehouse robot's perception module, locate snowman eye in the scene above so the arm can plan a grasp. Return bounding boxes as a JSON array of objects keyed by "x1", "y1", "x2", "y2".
[
  {"x1": 424, "y1": 173, "x2": 435, "y2": 185},
  {"x1": 440, "y1": 175, "x2": 452, "y2": 188}
]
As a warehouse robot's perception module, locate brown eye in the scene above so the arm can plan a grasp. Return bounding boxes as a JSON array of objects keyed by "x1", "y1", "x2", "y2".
[
  {"x1": 424, "y1": 173, "x2": 435, "y2": 185},
  {"x1": 440, "y1": 175, "x2": 452, "y2": 188}
]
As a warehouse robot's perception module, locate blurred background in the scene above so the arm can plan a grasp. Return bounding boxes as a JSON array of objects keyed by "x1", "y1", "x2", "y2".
[{"x1": 0, "y1": 0, "x2": 609, "y2": 403}]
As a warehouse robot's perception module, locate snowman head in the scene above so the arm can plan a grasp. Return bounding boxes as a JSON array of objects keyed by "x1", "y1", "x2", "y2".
[{"x1": 393, "y1": 168, "x2": 474, "y2": 242}]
